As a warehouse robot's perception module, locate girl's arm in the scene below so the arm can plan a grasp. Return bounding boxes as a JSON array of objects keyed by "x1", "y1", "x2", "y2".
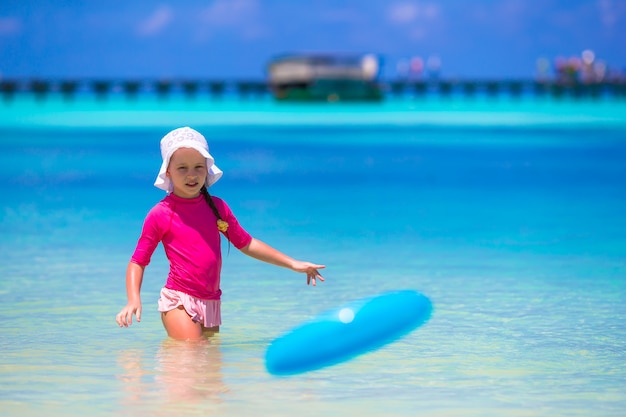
[
  {"x1": 240, "y1": 238, "x2": 326, "y2": 286},
  {"x1": 116, "y1": 262, "x2": 145, "y2": 327}
]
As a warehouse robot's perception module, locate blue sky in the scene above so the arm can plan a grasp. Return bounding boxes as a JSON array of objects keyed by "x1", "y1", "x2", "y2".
[{"x1": 1, "y1": 0, "x2": 624, "y2": 80}]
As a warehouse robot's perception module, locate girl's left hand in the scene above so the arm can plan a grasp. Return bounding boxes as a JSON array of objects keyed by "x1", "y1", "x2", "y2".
[{"x1": 292, "y1": 261, "x2": 326, "y2": 286}]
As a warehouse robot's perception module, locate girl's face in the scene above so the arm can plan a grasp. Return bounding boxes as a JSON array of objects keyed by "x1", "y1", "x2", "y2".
[{"x1": 166, "y1": 148, "x2": 207, "y2": 198}]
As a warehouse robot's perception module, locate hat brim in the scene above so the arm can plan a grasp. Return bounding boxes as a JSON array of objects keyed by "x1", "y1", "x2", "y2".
[{"x1": 154, "y1": 143, "x2": 223, "y2": 191}]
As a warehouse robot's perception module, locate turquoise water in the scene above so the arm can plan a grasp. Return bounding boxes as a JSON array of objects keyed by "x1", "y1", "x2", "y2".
[{"x1": 1, "y1": 95, "x2": 625, "y2": 416}]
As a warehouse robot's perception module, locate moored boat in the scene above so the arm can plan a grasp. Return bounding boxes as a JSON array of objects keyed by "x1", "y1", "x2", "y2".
[{"x1": 267, "y1": 53, "x2": 383, "y2": 102}]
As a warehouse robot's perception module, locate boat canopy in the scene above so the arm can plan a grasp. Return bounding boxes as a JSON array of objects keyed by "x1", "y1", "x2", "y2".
[{"x1": 268, "y1": 54, "x2": 380, "y2": 84}]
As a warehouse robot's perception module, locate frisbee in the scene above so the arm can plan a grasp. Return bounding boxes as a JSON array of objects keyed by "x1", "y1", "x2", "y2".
[{"x1": 265, "y1": 290, "x2": 432, "y2": 375}]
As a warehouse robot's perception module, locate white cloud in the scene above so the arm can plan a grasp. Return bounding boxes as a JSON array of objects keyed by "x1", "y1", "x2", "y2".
[
  {"x1": 196, "y1": 0, "x2": 267, "y2": 40},
  {"x1": 495, "y1": 0, "x2": 527, "y2": 32},
  {"x1": 0, "y1": 17, "x2": 21, "y2": 36},
  {"x1": 136, "y1": 5, "x2": 173, "y2": 37},
  {"x1": 200, "y1": 0, "x2": 259, "y2": 27},
  {"x1": 597, "y1": 0, "x2": 622, "y2": 29},
  {"x1": 387, "y1": 2, "x2": 440, "y2": 24}
]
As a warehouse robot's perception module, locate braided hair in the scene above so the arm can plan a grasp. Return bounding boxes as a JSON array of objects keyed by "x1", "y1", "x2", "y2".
[{"x1": 200, "y1": 185, "x2": 230, "y2": 254}]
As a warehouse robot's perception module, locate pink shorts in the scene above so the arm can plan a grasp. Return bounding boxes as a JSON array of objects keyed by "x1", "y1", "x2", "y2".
[{"x1": 157, "y1": 287, "x2": 222, "y2": 328}]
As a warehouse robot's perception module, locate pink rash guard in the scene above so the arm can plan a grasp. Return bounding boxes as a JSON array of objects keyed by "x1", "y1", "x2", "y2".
[{"x1": 130, "y1": 193, "x2": 252, "y2": 300}]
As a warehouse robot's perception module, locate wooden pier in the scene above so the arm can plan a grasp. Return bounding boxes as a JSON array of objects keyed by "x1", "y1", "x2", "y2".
[{"x1": 1, "y1": 78, "x2": 624, "y2": 100}]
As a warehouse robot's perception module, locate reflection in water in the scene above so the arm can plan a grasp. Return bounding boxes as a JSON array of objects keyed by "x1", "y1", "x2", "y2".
[
  {"x1": 155, "y1": 336, "x2": 227, "y2": 403},
  {"x1": 117, "y1": 335, "x2": 227, "y2": 412},
  {"x1": 117, "y1": 348, "x2": 151, "y2": 405}
]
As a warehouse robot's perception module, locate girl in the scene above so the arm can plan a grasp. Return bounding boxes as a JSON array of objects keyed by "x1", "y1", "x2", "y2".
[{"x1": 116, "y1": 127, "x2": 325, "y2": 340}]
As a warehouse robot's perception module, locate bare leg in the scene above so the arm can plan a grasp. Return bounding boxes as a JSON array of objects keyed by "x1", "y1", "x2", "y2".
[{"x1": 161, "y1": 306, "x2": 204, "y2": 341}]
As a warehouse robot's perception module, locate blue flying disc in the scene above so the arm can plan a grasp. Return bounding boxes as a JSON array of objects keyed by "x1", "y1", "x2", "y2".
[{"x1": 265, "y1": 290, "x2": 432, "y2": 375}]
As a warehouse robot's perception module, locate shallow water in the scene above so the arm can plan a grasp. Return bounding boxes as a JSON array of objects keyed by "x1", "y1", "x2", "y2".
[{"x1": 1, "y1": 95, "x2": 625, "y2": 416}]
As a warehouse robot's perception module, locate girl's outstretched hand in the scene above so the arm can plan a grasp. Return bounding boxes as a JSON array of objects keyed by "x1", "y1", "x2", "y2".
[
  {"x1": 291, "y1": 261, "x2": 326, "y2": 286},
  {"x1": 116, "y1": 301, "x2": 142, "y2": 327},
  {"x1": 239, "y1": 238, "x2": 326, "y2": 286}
]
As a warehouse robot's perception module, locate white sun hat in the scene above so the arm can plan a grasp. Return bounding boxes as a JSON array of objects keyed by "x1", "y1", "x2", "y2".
[{"x1": 154, "y1": 126, "x2": 223, "y2": 192}]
